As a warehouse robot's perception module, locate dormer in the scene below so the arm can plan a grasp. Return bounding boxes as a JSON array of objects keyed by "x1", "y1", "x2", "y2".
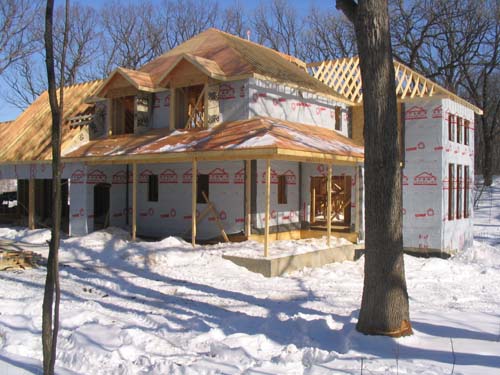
[
  {"x1": 95, "y1": 68, "x2": 162, "y2": 135},
  {"x1": 158, "y1": 54, "x2": 226, "y2": 130}
]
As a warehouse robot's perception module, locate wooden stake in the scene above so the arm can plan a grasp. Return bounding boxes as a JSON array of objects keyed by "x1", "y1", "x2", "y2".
[
  {"x1": 245, "y1": 160, "x2": 251, "y2": 238},
  {"x1": 264, "y1": 159, "x2": 271, "y2": 257},
  {"x1": 132, "y1": 163, "x2": 137, "y2": 240},
  {"x1": 28, "y1": 178, "x2": 35, "y2": 230},
  {"x1": 311, "y1": 186, "x2": 316, "y2": 224},
  {"x1": 191, "y1": 159, "x2": 197, "y2": 247},
  {"x1": 169, "y1": 89, "x2": 175, "y2": 130},
  {"x1": 327, "y1": 164, "x2": 332, "y2": 247}
]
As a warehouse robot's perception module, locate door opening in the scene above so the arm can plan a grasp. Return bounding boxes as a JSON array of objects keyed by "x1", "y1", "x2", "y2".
[{"x1": 94, "y1": 183, "x2": 111, "y2": 230}]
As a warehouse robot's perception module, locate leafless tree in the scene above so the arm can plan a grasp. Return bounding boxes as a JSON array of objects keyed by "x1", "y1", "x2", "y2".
[
  {"x1": 251, "y1": 0, "x2": 305, "y2": 59},
  {"x1": 42, "y1": 0, "x2": 68, "y2": 372},
  {"x1": 0, "y1": 0, "x2": 41, "y2": 74},
  {"x1": 303, "y1": 6, "x2": 357, "y2": 62},
  {"x1": 459, "y1": 1, "x2": 500, "y2": 185},
  {"x1": 337, "y1": 0, "x2": 412, "y2": 337},
  {"x1": 390, "y1": 0, "x2": 500, "y2": 184},
  {"x1": 3, "y1": 3, "x2": 101, "y2": 109},
  {"x1": 219, "y1": 1, "x2": 247, "y2": 38},
  {"x1": 156, "y1": 0, "x2": 220, "y2": 52},
  {"x1": 100, "y1": 0, "x2": 163, "y2": 72},
  {"x1": 53, "y1": 4, "x2": 101, "y2": 84}
]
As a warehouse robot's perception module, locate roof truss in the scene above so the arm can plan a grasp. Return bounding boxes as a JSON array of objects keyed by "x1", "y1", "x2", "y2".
[{"x1": 308, "y1": 57, "x2": 482, "y2": 114}]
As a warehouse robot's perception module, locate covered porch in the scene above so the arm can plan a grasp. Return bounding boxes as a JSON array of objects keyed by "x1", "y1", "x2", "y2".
[{"x1": 64, "y1": 116, "x2": 364, "y2": 263}]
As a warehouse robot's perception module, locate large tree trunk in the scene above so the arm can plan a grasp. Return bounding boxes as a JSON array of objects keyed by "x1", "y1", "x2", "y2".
[
  {"x1": 337, "y1": 0, "x2": 412, "y2": 336},
  {"x1": 42, "y1": 0, "x2": 68, "y2": 373}
]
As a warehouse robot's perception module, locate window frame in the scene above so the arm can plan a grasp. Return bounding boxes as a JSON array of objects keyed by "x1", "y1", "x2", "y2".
[
  {"x1": 448, "y1": 114, "x2": 455, "y2": 142},
  {"x1": 448, "y1": 163, "x2": 455, "y2": 220},
  {"x1": 277, "y1": 175, "x2": 287, "y2": 204},
  {"x1": 464, "y1": 165, "x2": 470, "y2": 218},
  {"x1": 148, "y1": 174, "x2": 159, "y2": 202},
  {"x1": 464, "y1": 119, "x2": 470, "y2": 146},
  {"x1": 456, "y1": 164, "x2": 462, "y2": 219},
  {"x1": 196, "y1": 174, "x2": 209, "y2": 203},
  {"x1": 457, "y1": 116, "x2": 463, "y2": 144},
  {"x1": 334, "y1": 106, "x2": 342, "y2": 131}
]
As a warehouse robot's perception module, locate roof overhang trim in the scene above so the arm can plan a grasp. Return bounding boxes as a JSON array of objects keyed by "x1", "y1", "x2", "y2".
[{"x1": 94, "y1": 68, "x2": 161, "y2": 98}]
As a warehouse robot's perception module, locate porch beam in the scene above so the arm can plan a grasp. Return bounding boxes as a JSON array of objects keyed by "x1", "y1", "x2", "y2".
[
  {"x1": 191, "y1": 159, "x2": 197, "y2": 247},
  {"x1": 264, "y1": 159, "x2": 271, "y2": 257},
  {"x1": 28, "y1": 178, "x2": 35, "y2": 230},
  {"x1": 132, "y1": 163, "x2": 137, "y2": 240},
  {"x1": 245, "y1": 159, "x2": 251, "y2": 238},
  {"x1": 327, "y1": 164, "x2": 332, "y2": 247}
]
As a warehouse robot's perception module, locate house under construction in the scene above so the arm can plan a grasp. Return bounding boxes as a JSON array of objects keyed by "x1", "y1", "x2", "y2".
[{"x1": 0, "y1": 28, "x2": 482, "y2": 257}]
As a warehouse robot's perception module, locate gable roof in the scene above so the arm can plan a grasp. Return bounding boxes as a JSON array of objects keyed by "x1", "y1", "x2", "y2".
[
  {"x1": 137, "y1": 28, "x2": 351, "y2": 103},
  {"x1": 65, "y1": 116, "x2": 364, "y2": 165},
  {"x1": 0, "y1": 80, "x2": 103, "y2": 163},
  {"x1": 308, "y1": 57, "x2": 482, "y2": 114}
]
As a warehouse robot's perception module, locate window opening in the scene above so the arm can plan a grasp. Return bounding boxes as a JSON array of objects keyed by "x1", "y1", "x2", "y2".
[
  {"x1": 448, "y1": 164, "x2": 455, "y2": 220},
  {"x1": 448, "y1": 114, "x2": 455, "y2": 142},
  {"x1": 457, "y1": 165, "x2": 462, "y2": 219},
  {"x1": 278, "y1": 175, "x2": 287, "y2": 204},
  {"x1": 335, "y1": 107, "x2": 342, "y2": 131},
  {"x1": 197, "y1": 174, "x2": 209, "y2": 203},
  {"x1": 148, "y1": 174, "x2": 158, "y2": 202},
  {"x1": 464, "y1": 165, "x2": 470, "y2": 218}
]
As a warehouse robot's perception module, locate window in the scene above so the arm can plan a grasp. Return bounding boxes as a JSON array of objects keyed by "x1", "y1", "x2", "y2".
[
  {"x1": 464, "y1": 120, "x2": 470, "y2": 146},
  {"x1": 278, "y1": 175, "x2": 287, "y2": 204},
  {"x1": 448, "y1": 164, "x2": 455, "y2": 220},
  {"x1": 457, "y1": 116, "x2": 463, "y2": 144},
  {"x1": 456, "y1": 165, "x2": 462, "y2": 219},
  {"x1": 111, "y1": 96, "x2": 135, "y2": 135},
  {"x1": 197, "y1": 174, "x2": 209, "y2": 203},
  {"x1": 148, "y1": 175, "x2": 158, "y2": 202},
  {"x1": 464, "y1": 165, "x2": 470, "y2": 218},
  {"x1": 175, "y1": 85, "x2": 205, "y2": 129},
  {"x1": 335, "y1": 106, "x2": 342, "y2": 131},
  {"x1": 448, "y1": 114, "x2": 455, "y2": 142}
]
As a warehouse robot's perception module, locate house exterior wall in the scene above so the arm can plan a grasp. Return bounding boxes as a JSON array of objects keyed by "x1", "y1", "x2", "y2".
[
  {"x1": 402, "y1": 97, "x2": 474, "y2": 253},
  {"x1": 248, "y1": 78, "x2": 349, "y2": 135},
  {"x1": 148, "y1": 80, "x2": 249, "y2": 130},
  {"x1": 403, "y1": 98, "x2": 444, "y2": 252},
  {"x1": 254, "y1": 160, "x2": 301, "y2": 232},
  {"x1": 441, "y1": 98, "x2": 475, "y2": 252}
]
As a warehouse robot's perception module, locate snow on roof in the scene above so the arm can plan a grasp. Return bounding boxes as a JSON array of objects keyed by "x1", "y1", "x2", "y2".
[{"x1": 64, "y1": 116, "x2": 364, "y2": 163}]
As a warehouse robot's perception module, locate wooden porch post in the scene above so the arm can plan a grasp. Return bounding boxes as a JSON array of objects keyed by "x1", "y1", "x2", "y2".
[
  {"x1": 327, "y1": 164, "x2": 332, "y2": 247},
  {"x1": 28, "y1": 178, "x2": 35, "y2": 230},
  {"x1": 264, "y1": 159, "x2": 271, "y2": 257},
  {"x1": 311, "y1": 187, "x2": 316, "y2": 224},
  {"x1": 245, "y1": 160, "x2": 251, "y2": 238},
  {"x1": 355, "y1": 165, "x2": 361, "y2": 240},
  {"x1": 132, "y1": 163, "x2": 137, "y2": 240},
  {"x1": 191, "y1": 159, "x2": 197, "y2": 247}
]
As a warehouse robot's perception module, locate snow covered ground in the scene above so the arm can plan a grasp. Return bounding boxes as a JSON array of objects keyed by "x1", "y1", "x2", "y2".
[{"x1": 0, "y1": 180, "x2": 499, "y2": 374}]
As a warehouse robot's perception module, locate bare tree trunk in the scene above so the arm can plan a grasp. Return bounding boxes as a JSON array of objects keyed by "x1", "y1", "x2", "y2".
[
  {"x1": 482, "y1": 115, "x2": 494, "y2": 186},
  {"x1": 337, "y1": 0, "x2": 412, "y2": 337},
  {"x1": 42, "y1": 0, "x2": 69, "y2": 373}
]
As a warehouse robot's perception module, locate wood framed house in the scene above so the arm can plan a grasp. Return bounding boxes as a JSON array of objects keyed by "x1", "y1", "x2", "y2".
[{"x1": 0, "y1": 28, "x2": 482, "y2": 256}]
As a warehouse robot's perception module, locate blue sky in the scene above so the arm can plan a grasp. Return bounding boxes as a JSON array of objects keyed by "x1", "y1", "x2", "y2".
[{"x1": 0, "y1": 0, "x2": 336, "y2": 122}]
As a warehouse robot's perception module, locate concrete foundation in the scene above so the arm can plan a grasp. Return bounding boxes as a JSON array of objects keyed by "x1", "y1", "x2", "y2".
[{"x1": 223, "y1": 244, "x2": 356, "y2": 277}]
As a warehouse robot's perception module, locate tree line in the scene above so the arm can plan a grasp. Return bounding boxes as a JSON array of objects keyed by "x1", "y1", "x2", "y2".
[{"x1": 0, "y1": 0, "x2": 498, "y2": 183}]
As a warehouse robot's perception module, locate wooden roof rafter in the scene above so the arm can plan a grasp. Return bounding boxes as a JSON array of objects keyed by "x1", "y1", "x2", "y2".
[{"x1": 308, "y1": 57, "x2": 482, "y2": 114}]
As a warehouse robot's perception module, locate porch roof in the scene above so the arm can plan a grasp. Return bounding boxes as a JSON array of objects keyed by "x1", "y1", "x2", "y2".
[{"x1": 64, "y1": 116, "x2": 364, "y2": 165}]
